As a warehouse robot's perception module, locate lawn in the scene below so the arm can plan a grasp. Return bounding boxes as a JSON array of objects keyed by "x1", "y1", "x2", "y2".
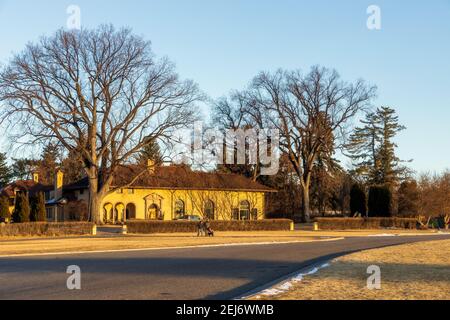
[
  {"x1": 0, "y1": 229, "x2": 441, "y2": 257},
  {"x1": 253, "y1": 239, "x2": 450, "y2": 300},
  {"x1": 0, "y1": 231, "x2": 322, "y2": 256}
]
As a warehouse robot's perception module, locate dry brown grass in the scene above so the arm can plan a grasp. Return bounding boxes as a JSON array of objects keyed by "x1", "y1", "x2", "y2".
[
  {"x1": 256, "y1": 239, "x2": 450, "y2": 300},
  {"x1": 294, "y1": 229, "x2": 438, "y2": 237},
  {"x1": 0, "y1": 229, "x2": 440, "y2": 256},
  {"x1": 0, "y1": 231, "x2": 321, "y2": 256}
]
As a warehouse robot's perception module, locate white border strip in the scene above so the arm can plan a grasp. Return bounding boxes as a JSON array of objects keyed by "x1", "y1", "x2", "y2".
[
  {"x1": 0, "y1": 237, "x2": 344, "y2": 258},
  {"x1": 241, "y1": 262, "x2": 332, "y2": 299}
]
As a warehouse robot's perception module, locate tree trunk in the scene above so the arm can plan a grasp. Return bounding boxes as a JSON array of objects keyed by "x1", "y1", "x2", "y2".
[
  {"x1": 88, "y1": 175, "x2": 103, "y2": 224},
  {"x1": 88, "y1": 190, "x2": 102, "y2": 225},
  {"x1": 302, "y1": 185, "x2": 311, "y2": 222}
]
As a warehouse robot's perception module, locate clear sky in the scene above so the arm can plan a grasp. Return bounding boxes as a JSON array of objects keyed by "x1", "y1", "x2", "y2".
[{"x1": 0, "y1": 0, "x2": 449, "y2": 174}]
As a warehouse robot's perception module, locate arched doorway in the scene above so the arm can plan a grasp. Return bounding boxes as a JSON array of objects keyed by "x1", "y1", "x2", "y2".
[
  {"x1": 126, "y1": 203, "x2": 136, "y2": 220},
  {"x1": 204, "y1": 200, "x2": 215, "y2": 220},
  {"x1": 148, "y1": 203, "x2": 159, "y2": 220},
  {"x1": 144, "y1": 193, "x2": 164, "y2": 220}
]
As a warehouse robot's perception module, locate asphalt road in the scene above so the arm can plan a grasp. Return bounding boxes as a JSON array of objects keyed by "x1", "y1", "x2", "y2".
[{"x1": 0, "y1": 235, "x2": 448, "y2": 300}]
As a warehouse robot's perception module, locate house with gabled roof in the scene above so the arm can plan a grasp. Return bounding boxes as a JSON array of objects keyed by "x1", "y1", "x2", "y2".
[{"x1": 1, "y1": 162, "x2": 276, "y2": 223}]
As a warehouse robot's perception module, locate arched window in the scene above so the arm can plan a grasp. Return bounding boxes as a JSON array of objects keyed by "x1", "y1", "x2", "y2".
[
  {"x1": 175, "y1": 200, "x2": 185, "y2": 219},
  {"x1": 204, "y1": 200, "x2": 215, "y2": 220},
  {"x1": 239, "y1": 200, "x2": 250, "y2": 220},
  {"x1": 126, "y1": 203, "x2": 136, "y2": 220}
]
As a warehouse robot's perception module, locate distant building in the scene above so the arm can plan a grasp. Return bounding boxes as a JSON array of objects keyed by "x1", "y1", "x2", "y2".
[{"x1": 0, "y1": 162, "x2": 275, "y2": 223}]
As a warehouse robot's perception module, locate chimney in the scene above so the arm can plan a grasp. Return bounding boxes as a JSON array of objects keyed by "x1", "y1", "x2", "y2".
[
  {"x1": 54, "y1": 169, "x2": 64, "y2": 199},
  {"x1": 147, "y1": 159, "x2": 155, "y2": 174},
  {"x1": 32, "y1": 172, "x2": 39, "y2": 183}
]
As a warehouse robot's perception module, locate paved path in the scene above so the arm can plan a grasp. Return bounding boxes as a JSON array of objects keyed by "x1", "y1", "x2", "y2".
[{"x1": 0, "y1": 234, "x2": 448, "y2": 300}]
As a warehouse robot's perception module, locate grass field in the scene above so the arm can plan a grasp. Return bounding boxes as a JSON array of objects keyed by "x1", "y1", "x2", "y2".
[
  {"x1": 0, "y1": 229, "x2": 442, "y2": 256},
  {"x1": 254, "y1": 239, "x2": 450, "y2": 300},
  {"x1": 0, "y1": 231, "x2": 324, "y2": 256}
]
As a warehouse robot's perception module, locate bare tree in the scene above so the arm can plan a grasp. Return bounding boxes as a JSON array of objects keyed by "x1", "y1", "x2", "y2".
[
  {"x1": 245, "y1": 67, "x2": 376, "y2": 221},
  {"x1": 212, "y1": 92, "x2": 268, "y2": 182},
  {"x1": 417, "y1": 170, "x2": 450, "y2": 228},
  {"x1": 0, "y1": 25, "x2": 202, "y2": 223}
]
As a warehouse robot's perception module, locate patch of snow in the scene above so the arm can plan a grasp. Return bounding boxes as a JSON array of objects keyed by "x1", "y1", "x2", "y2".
[
  {"x1": 367, "y1": 233, "x2": 398, "y2": 237},
  {"x1": 259, "y1": 288, "x2": 284, "y2": 296},
  {"x1": 256, "y1": 262, "x2": 331, "y2": 297}
]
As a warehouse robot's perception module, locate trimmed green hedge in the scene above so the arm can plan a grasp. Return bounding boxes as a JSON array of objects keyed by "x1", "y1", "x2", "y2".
[
  {"x1": 0, "y1": 222, "x2": 95, "y2": 237},
  {"x1": 315, "y1": 217, "x2": 417, "y2": 230},
  {"x1": 127, "y1": 219, "x2": 293, "y2": 234}
]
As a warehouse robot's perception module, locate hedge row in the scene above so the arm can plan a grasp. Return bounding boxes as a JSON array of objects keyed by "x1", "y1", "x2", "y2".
[
  {"x1": 126, "y1": 219, "x2": 293, "y2": 234},
  {"x1": 0, "y1": 222, "x2": 95, "y2": 237},
  {"x1": 315, "y1": 217, "x2": 417, "y2": 230}
]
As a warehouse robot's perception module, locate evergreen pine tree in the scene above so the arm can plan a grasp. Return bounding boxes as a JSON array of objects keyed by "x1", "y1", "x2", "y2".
[
  {"x1": 30, "y1": 192, "x2": 47, "y2": 222},
  {"x1": 0, "y1": 152, "x2": 12, "y2": 188},
  {"x1": 12, "y1": 193, "x2": 31, "y2": 223},
  {"x1": 11, "y1": 158, "x2": 38, "y2": 180},
  {"x1": 138, "y1": 139, "x2": 163, "y2": 165},
  {"x1": 346, "y1": 113, "x2": 382, "y2": 183},
  {"x1": 376, "y1": 107, "x2": 410, "y2": 185},
  {"x1": 61, "y1": 148, "x2": 85, "y2": 184},
  {"x1": 346, "y1": 107, "x2": 410, "y2": 186},
  {"x1": 38, "y1": 143, "x2": 61, "y2": 185},
  {"x1": 350, "y1": 183, "x2": 367, "y2": 216},
  {"x1": 0, "y1": 196, "x2": 11, "y2": 221},
  {"x1": 368, "y1": 185, "x2": 392, "y2": 217}
]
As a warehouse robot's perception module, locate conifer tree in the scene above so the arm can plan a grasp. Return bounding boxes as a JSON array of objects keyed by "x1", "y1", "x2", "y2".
[
  {"x1": 61, "y1": 148, "x2": 85, "y2": 184},
  {"x1": 350, "y1": 183, "x2": 367, "y2": 216},
  {"x1": 138, "y1": 139, "x2": 163, "y2": 166},
  {"x1": 38, "y1": 143, "x2": 61, "y2": 185},
  {"x1": 0, "y1": 152, "x2": 12, "y2": 188},
  {"x1": 11, "y1": 158, "x2": 38, "y2": 180},
  {"x1": 368, "y1": 185, "x2": 392, "y2": 217},
  {"x1": 30, "y1": 192, "x2": 46, "y2": 222},
  {"x1": 12, "y1": 193, "x2": 31, "y2": 223},
  {"x1": 0, "y1": 196, "x2": 11, "y2": 221},
  {"x1": 346, "y1": 107, "x2": 410, "y2": 186}
]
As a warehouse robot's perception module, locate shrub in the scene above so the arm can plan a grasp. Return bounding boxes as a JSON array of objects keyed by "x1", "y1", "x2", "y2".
[
  {"x1": 350, "y1": 184, "x2": 367, "y2": 216},
  {"x1": 12, "y1": 193, "x2": 30, "y2": 223},
  {"x1": 315, "y1": 217, "x2": 417, "y2": 230},
  {"x1": 397, "y1": 180, "x2": 419, "y2": 216},
  {"x1": 368, "y1": 185, "x2": 392, "y2": 217},
  {"x1": 0, "y1": 222, "x2": 95, "y2": 237},
  {"x1": 30, "y1": 192, "x2": 46, "y2": 222},
  {"x1": 0, "y1": 196, "x2": 11, "y2": 221},
  {"x1": 66, "y1": 200, "x2": 88, "y2": 221},
  {"x1": 126, "y1": 219, "x2": 293, "y2": 234}
]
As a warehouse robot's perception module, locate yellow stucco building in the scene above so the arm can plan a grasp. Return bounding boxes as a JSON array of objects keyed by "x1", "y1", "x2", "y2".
[{"x1": 1, "y1": 164, "x2": 275, "y2": 224}]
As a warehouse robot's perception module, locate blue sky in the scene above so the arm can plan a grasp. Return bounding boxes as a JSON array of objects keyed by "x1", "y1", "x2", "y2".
[{"x1": 0, "y1": 0, "x2": 449, "y2": 174}]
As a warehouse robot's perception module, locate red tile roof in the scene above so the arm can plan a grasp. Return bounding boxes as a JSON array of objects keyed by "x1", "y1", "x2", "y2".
[
  {"x1": 0, "y1": 180, "x2": 52, "y2": 197},
  {"x1": 64, "y1": 165, "x2": 276, "y2": 193}
]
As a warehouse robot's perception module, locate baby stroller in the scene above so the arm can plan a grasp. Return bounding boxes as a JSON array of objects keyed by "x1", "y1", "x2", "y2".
[{"x1": 205, "y1": 220, "x2": 214, "y2": 237}]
